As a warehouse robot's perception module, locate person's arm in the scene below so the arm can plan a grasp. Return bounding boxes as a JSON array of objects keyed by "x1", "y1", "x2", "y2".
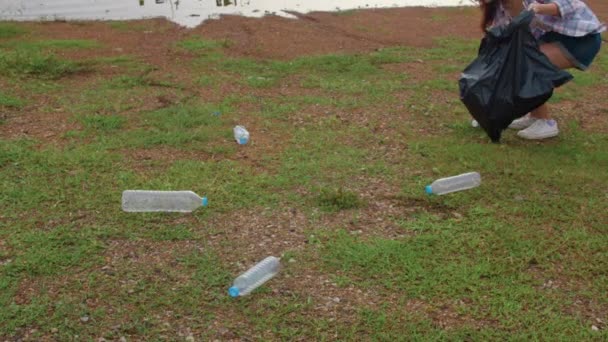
[{"x1": 528, "y1": 0, "x2": 576, "y2": 18}]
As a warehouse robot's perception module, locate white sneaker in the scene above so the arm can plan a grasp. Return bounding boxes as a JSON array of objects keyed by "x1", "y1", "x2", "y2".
[
  {"x1": 471, "y1": 119, "x2": 479, "y2": 128},
  {"x1": 517, "y1": 119, "x2": 559, "y2": 140},
  {"x1": 508, "y1": 114, "x2": 537, "y2": 130}
]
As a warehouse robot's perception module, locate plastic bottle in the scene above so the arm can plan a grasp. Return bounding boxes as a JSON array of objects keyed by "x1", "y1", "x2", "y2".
[
  {"x1": 425, "y1": 172, "x2": 481, "y2": 195},
  {"x1": 229, "y1": 256, "x2": 280, "y2": 297},
  {"x1": 121, "y1": 190, "x2": 208, "y2": 213},
  {"x1": 233, "y1": 125, "x2": 249, "y2": 145}
]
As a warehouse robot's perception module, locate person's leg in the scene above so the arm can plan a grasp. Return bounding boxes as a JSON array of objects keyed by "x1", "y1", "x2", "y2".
[
  {"x1": 515, "y1": 42, "x2": 574, "y2": 139},
  {"x1": 529, "y1": 43, "x2": 574, "y2": 119},
  {"x1": 540, "y1": 42, "x2": 576, "y2": 69}
]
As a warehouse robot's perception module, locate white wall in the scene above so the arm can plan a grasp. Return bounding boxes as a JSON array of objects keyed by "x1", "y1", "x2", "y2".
[{"x1": 0, "y1": 0, "x2": 473, "y2": 27}]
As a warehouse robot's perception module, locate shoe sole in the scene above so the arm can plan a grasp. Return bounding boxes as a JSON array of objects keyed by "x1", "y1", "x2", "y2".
[{"x1": 517, "y1": 131, "x2": 559, "y2": 140}]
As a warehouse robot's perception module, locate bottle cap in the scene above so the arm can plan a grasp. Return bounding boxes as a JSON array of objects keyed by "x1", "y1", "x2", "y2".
[
  {"x1": 228, "y1": 286, "x2": 240, "y2": 298},
  {"x1": 201, "y1": 197, "x2": 208, "y2": 207},
  {"x1": 425, "y1": 185, "x2": 433, "y2": 195}
]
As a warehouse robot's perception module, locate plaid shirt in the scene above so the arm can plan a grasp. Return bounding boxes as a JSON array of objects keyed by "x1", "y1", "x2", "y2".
[{"x1": 494, "y1": 0, "x2": 606, "y2": 38}]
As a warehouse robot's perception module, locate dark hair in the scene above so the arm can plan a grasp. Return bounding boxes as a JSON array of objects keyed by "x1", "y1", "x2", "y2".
[{"x1": 480, "y1": 0, "x2": 500, "y2": 31}]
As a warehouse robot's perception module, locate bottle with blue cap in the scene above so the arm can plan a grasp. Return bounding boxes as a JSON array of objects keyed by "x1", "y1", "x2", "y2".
[
  {"x1": 121, "y1": 190, "x2": 208, "y2": 213},
  {"x1": 229, "y1": 256, "x2": 280, "y2": 298},
  {"x1": 233, "y1": 125, "x2": 250, "y2": 145},
  {"x1": 425, "y1": 172, "x2": 481, "y2": 195}
]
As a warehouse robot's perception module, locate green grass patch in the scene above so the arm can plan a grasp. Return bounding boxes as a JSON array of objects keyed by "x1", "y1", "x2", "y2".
[
  {"x1": 428, "y1": 37, "x2": 479, "y2": 62},
  {"x1": 316, "y1": 187, "x2": 363, "y2": 212},
  {"x1": 145, "y1": 225, "x2": 195, "y2": 241},
  {"x1": 91, "y1": 55, "x2": 135, "y2": 64},
  {"x1": 0, "y1": 139, "x2": 124, "y2": 214},
  {"x1": 4, "y1": 225, "x2": 105, "y2": 277},
  {"x1": 431, "y1": 14, "x2": 447, "y2": 22},
  {"x1": 86, "y1": 55, "x2": 143, "y2": 72},
  {"x1": 107, "y1": 21, "x2": 172, "y2": 33},
  {"x1": 550, "y1": 68, "x2": 607, "y2": 103},
  {"x1": 80, "y1": 114, "x2": 126, "y2": 132},
  {"x1": 0, "y1": 39, "x2": 99, "y2": 51},
  {"x1": 177, "y1": 37, "x2": 230, "y2": 52},
  {"x1": 215, "y1": 51, "x2": 406, "y2": 90},
  {"x1": 107, "y1": 21, "x2": 132, "y2": 31},
  {"x1": 0, "y1": 50, "x2": 86, "y2": 79},
  {"x1": 105, "y1": 74, "x2": 154, "y2": 89},
  {"x1": 0, "y1": 23, "x2": 26, "y2": 39},
  {"x1": 297, "y1": 54, "x2": 408, "y2": 96},
  {"x1": 368, "y1": 46, "x2": 418, "y2": 64},
  {"x1": 0, "y1": 91, "x2": 24, "y2": 108},
  {"x1": 217, "y1": 57, "x2": 292, "y2": 88},
  {"x1": 296, "y1": 54, "x2": 379, "y2": 75},
  {"x1": 64, "y1": 76, "x2": 159, "y2": 118},
  {"x1": 114, "y1": 102, "x2": 230, "y2": 149},
  {"x1": 273, "y1": 122, "x2": 390, "y2": 190}
]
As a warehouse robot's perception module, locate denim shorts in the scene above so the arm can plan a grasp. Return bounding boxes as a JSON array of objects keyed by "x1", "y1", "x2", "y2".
[{"x1": 539, "y1": 31, "x2": 602, "y2": 70}]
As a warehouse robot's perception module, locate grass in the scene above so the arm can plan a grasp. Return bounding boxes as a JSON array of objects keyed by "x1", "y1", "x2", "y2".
[
  {"x1": 550, "y1": 65, "x2": 608, "y2": 102},
  {"x1": 0, "y1": 39, "x2": 99, "y2": 50},
  {"x1": 177, "y1": 37, "x2": 231, "y2": 52},
  {"x1": 316, "y1": 187, "x2": 363, "y2": 212},
  {"x1": 0, "y1": 23, "x2": 26, "y2": 39},
  {"x1": 107, "y1": 21, "x2": 173, "y2": 33},
  {"x1": 0, "y1": 50, "x2": 86, "y2": 79},
  {"x1": 192, "y1": 47, "x2": 409, "y2": 90},
  {"x1": 0, "y1": 18, "x2": 607, "y2": 341},
  {"x1": 80, "y1": 114, "x2": 126, "y2": 132},
  {"x1": 0, "y1": 37, "x2": 98, "y2": 79},
  {"x1": 0, "y1": 91, "x2": 24, "y2": 109},
  {"x1": 114, "y1": 102, "x2": 233, "y2": 149}
]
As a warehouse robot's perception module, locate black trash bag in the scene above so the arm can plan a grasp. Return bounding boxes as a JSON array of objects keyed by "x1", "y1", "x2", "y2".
[{"x1": 459, "y1": 10, "x2": 573, "y2": 142}]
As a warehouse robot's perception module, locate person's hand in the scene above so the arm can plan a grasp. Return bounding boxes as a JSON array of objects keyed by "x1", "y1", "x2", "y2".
[{"x1": 527, "y1": 2, "x2": 542, "y2": 14}]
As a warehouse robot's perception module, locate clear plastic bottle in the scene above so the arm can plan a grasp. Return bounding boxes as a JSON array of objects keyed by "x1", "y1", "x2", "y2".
[
  {"x1": 229, "y1": 256, "x2": 280, "y2": 297},
  {"x1": 121, "y1": 190, "x2": 208, "y2": 213},
  {"x1": 233, "y1": 125, "x2": 250, "y2": 145},
  {"x1": 425, "y1": 172, "x2": 481, "y2": 195}
]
